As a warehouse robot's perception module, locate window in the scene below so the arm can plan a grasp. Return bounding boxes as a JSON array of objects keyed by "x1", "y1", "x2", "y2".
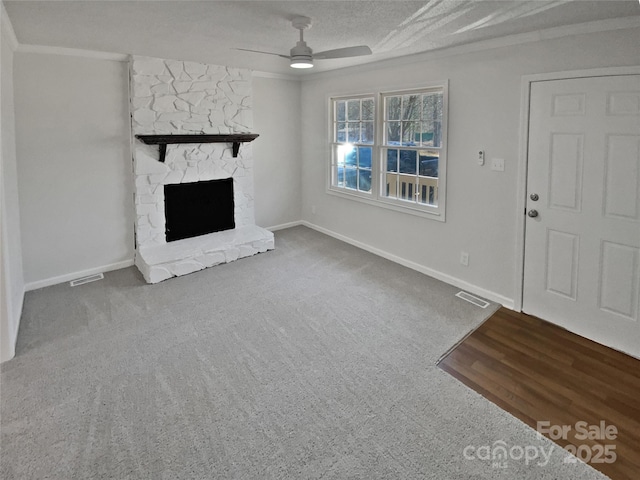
[
  {"x1": 329, "y1": 85, "x2": 447, "y2": 220},
  {"x1": 382, "y1": 89, "x2": 443, "y2": 207},
  {"x1": 331, "y1": 96, "x2": 374, "y2": 193}
]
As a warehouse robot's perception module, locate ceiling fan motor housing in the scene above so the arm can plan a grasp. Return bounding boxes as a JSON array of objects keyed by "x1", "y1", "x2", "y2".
[
  {"x1": 290, "y1": 41, "x2": 313, "y2": 68},
  {"x1": 291, "y1": 41, "x2": 312, "y2": 60}
]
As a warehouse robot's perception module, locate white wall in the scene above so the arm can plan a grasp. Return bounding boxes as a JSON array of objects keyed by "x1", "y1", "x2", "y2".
[
  {"x1": 300, "y1": 27, "x2": 640, "y2": 306},
  {"x1": 1, "y1": 6, "x2": 23, "y2": 362},
  {"x1": 14, "y1": 52, "x2": 134, "y2": 287},
  {"x1": 253, "y1": 75, "x2": 302, "y2": 229}
]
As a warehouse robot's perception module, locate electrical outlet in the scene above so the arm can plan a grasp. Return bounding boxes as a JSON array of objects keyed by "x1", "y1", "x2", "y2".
[
  {"x1": 460, "y1": 251, "x2": 469, "y2": 266},
  {"x1": 478, "y1": 150, "x2": 485, "y2": 166},
  {"x1": 491, "y1": 158, "x2": 505, "y2": 172}
]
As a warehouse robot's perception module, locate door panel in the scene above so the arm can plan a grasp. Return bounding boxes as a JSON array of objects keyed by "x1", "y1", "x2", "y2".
[
  {"x1": 548, "y1": 133, "x2": 584, "y2": 211},
  {"x1": 603, "y1": 135, "x2": 640, "y2": 220},
  {"x1": 552, "y1": 93, "x2": 586, "y2": 116},
  {"x1": 599, "y1": 241, "x2": 639, "y2": 320},
  {"x1": 607, "y1": 91, "x2": 640, "y2": 115},
  {"x1": 523, "y1": 75, "x2": 640, "y2": 357},
  {"x1": 545, "y1": 229, "x2": 579, "y2": 300}
]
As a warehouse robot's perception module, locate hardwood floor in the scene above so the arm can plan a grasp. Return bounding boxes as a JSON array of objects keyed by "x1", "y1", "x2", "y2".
[{"x1": 438, "y1": 307, "x2": 640, "y2": 480}]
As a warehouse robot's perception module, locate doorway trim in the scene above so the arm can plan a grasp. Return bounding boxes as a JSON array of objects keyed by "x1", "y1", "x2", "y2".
[{"x1": 513, "y1": 65, "x2": 640, "y2": 312}]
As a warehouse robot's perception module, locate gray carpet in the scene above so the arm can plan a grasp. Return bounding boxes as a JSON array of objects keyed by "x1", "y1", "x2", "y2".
[{"x1": 1, "y1": 226, "x2": 606, "y2": 479}]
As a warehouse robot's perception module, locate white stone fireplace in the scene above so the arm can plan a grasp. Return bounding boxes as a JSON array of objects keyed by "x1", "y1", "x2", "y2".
[{"x1": 130, "y1": 55, "x2": 274, "y2": 283}]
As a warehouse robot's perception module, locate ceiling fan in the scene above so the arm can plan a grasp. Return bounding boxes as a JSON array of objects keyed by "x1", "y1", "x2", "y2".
[{"x1": 237, "y1": 16, "x2": 372, "y2": 69}]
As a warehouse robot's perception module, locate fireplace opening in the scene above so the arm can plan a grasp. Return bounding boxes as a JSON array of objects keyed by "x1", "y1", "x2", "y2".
[{"x1": 164, "y1": 178, "x2": 235, "y2": 242}]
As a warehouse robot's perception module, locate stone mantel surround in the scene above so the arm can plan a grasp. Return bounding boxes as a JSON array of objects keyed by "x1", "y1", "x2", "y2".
[{"x1": 130, "y1": 55, "x2": 273, "y2": 283}]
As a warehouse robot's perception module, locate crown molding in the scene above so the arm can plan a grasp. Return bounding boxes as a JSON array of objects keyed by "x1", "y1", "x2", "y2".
[
  {"x1": 303, "y1": 16, "x2": 640, "y2": 82},
  {"x1": 1, "y1": 3, "x2": 19, "y2": 52},
  {"x1": 251, "y1": 70, "x2": 301, "y2": 81},
  {"x1": 16, "y1": 44, "x2": 129, "y2": 62},
  {"x1": 11, "y1": 43, "x2": 298, "y2": 78}
]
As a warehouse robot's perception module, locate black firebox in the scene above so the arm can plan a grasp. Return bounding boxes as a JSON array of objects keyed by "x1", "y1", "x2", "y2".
[{"x1": 164, "y1": 178, "x2": 235, "y2": 242}]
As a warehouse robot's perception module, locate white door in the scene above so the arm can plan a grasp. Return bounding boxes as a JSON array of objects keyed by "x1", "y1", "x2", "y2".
[{"x1": 523, "y1": 75, "x2": 640, "y2": 357}]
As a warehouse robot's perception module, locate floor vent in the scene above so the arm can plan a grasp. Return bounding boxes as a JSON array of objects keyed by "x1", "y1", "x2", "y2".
[
  {"x1": 456, "y1": 291, "x2": 490, "y2": 308},
  {"x1": 70, "y1": 273, "x2": 104, "y2": 287}
]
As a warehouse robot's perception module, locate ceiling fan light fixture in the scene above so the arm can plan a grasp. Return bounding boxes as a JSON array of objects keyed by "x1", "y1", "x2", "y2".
[
  {"x1": 290, "y1": 57, "x2": 314, "y2": 68},
  {"x1": 290, "y1": 40, "x2": 314, "y2": 68}
]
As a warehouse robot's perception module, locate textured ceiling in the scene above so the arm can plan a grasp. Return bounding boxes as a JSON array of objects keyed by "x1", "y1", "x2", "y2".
[{"x1": 5, "y1": 1, "x2": 640, "y2": 75}]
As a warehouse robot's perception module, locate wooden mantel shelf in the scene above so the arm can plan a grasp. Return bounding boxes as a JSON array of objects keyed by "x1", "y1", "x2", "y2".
[{"x1": 135, "y1": 133, "x2": 259, "y2": 162}]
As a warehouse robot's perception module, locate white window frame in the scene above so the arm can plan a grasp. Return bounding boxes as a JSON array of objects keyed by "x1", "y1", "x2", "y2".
[
  {"x1": 327, "y1": 82, "x2": 448, "y2": 222},
  {"x1": 329, "y1": 94, "x2": 376, "y2": 198}
]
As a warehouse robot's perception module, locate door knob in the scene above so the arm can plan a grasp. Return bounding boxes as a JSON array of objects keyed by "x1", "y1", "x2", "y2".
[
  {"x1": 530, "y1": 193, "x2": 539, "y2": 201},
  {"x1": 527, "y1": 209, "x2": 539, "y2": 218}
]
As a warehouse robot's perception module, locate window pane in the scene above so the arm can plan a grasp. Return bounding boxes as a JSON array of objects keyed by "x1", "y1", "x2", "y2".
[
  {"x1": 347, "y1": 100, "x2": 360, "y2": 121},
  {"x1": 337, "y1": 166, "x2": 344, "y2": 186},
  {"x1": 419, "y1": 150, "x2": 439, "y2": 177},
  {"x1": 336, "y1": 144, "x2": 350, "y2": 165},
  {"x1": 386, "y1": 96, "x2": 401, "y2": 120},
  {"x1": 361, "y1": 122, "x2": 374, "y2": 144},
  {"x1": 414, "y1": 123, "x2": 432, "y2": 146},
  {"x1": 345, "y1": 168, "x2": 357, "y2": 189},
  {"x1": 422, "y1": 93, "x2": 442, "y2": 119},
  {"x1": 337, "y1": 101, "x2": 346, "y2": 122},
  {"x1": 362, "y1": 99, "x2": 374, "y2": 120},
  {"x1": 385, "y1": 173, "x2": 398, "y2": 198},
  {"x1": 421, "y1": 121, "x2": 441, "y2": 147},
  {"x1": 402, "y1": 95, "x2": 421, "y2": 120},
  {"x1": 386, "y1": 122, "x2": 401, "y2": 144},
  {"x1": 347, "y1": 123, "x2": 360, "y2": 143},
  {"x1": 336, "y1": 122, "x2": 346, "y2": 142},
  {"x1": 358, "y1": 169, "x2": 372, "y2": 192},
  {"x1": 386, "y1": 149, "x2": 398, "y2": 172},
  {"x1": 359, "y1": 147, "x2": 372, "y2": 169},
  {"x1": 422, "y1": 93, "x2": 443, "y2": 147},
  {"x1": 344, "y1": 146, "x2": 357, "y2": 166},
  {"x1": 399, "y1": 150, "x2": 417, "y2": 175},
  {"x1": 418, "y1": 176, "x2": 438, "y2": 205},
  {"x1": 402, "y1": 121, "x2": 420, "y2": 146}
]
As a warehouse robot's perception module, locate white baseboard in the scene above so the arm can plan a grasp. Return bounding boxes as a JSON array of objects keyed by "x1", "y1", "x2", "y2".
[
  {"x1": 22, "y1": 223, "x2": 514, "y2": 308},
  {"x1": 265, "y1": 220, "x2": 303, "y2": 232},
  {"x1": 3, "y1": 289, "x2": 25, "y2": 362},
  {"x1": 1, "y1": 283, "x2": 25, "y2": 363},
  {"x1": 301, "y1": 221, "x2": 514, "y2": 309},
  {"x1": 25, "y1": 259, "x2": 135, "y2": 292},
  {"x1": 12, "y1": 289, "x2": 24, "y2": 339}
]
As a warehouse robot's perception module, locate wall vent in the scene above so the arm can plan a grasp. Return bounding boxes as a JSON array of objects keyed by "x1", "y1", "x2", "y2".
[
  {"x1": 455, "y1": 291, "x2": 490, "y2": 308},
  {"x1": 70, "y1": 273, "x2": 104, "y2": 287}
]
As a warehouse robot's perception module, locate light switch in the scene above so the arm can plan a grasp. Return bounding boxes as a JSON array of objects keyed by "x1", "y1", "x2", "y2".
[{"x1": 491, "y1": 158, "x2": 505, "y2": 172}]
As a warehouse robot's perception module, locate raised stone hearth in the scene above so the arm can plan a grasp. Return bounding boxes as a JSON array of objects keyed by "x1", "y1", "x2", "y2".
[
  {"x1": 136, "y1": 225, "x2": 274, "y2": 284},
  {"x1": 130, "y1": 55, "x2": 273, "y2": 283}
]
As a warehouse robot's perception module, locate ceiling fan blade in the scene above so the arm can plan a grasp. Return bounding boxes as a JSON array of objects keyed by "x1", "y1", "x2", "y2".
[
  {"x1": 313, "y1": 46, "x2": 372, "y2": 60},
  {"x1": 235, "y1": 48, "x2": 290, "y2": 59}
]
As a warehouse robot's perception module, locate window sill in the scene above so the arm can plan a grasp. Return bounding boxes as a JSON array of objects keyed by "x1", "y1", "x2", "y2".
[{"x1": 326, "y1": 187, "x2": 445, "y2": 222}]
